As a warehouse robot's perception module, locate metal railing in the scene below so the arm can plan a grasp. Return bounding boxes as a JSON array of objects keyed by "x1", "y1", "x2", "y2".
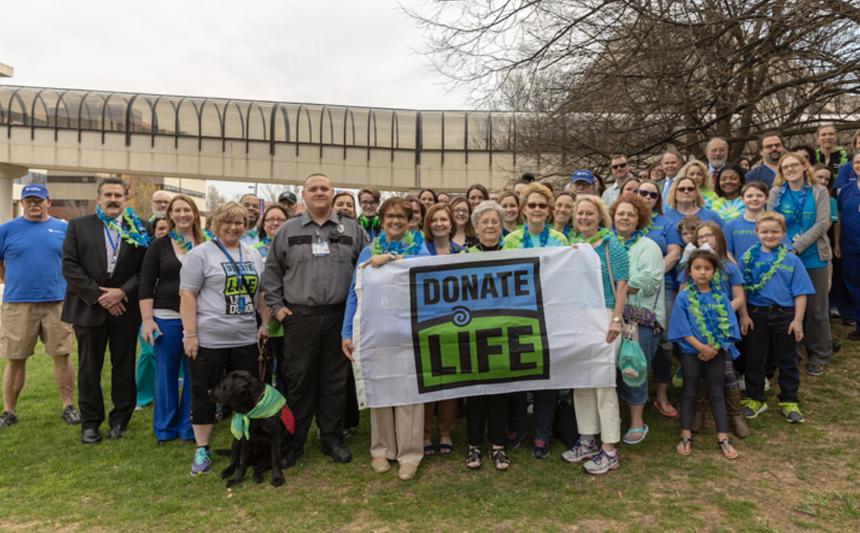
[{"x1": 0, "y1": 85, "x2": 521, "y2": 164}]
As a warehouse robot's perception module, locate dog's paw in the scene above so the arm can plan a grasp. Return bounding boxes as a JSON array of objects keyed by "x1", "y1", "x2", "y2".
[
  {"x1": 271, "y1": 476, "x2": 285, "y2": 487},
  {"x1": 225, "y1": 478, "x2": 240, "y2": 489},
  {"x1": 253, "y1": 473, "x2": 264, "y2": 484},
  {"x1": 220, "y1": 469, "x2": 233, "y2": 479}
]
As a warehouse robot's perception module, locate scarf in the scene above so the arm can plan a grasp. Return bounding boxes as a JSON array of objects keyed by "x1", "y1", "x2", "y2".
[{"x1": 231, "y1": 384, "x2": 287, "y2": 440}]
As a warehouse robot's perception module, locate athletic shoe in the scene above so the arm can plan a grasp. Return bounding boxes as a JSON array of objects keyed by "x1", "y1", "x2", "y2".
[
  {"x1": 779, "y1": 402, "x2": 805, "y2": 424},
  {"x1": 561, "y1": 440, "x2": 599, "y2": 464},
  {"x1": 764, "y1": 378, "x2": 771, "y2": 392},
  {"x1": 505, "y1": 432, "x2": 522, "y2": 449},
  {"x1": 830, "y1": 306, "x2": 840, "y2": 319},
  {"x1": 532, "y1": 440, "x2": 550, "y2": 458},
  {"x1": 737, "y1": 375, "x2": 746, "y2": 392},
  {"x1": 191, "y1": 447, "x2": 211, "y2": 476},
  {"x1": 843, "y1": 317, "x2": 857, "y2": 327},
  {"x1": 847, "y1": 330, "x2": 860, "y2": 341},
  {"x1": 672, "y1": 367, "x2": 683, "y2": 389},
  {"x1": 582, "y1": 450, "x2": 619, "y2": 475},
  {"x1": 741, "y1": 399, "x2": 767, "y2": 419},
  {"x1": 61, "y1": 405, "x2": 81, "y2": 425},
  {"x1": 807, "y1": 363, "x2": 824, "y2": 376},
  {"x1": 0, "y1": 411, "x2": 18, "y2": 429}
]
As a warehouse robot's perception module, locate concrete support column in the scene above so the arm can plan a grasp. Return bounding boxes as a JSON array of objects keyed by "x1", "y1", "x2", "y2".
[{"x1": 0, "y1": 163, "x2": 28, "y2": 224}]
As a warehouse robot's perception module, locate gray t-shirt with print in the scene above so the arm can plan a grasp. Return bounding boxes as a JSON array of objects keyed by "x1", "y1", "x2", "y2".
[{"x1": 179, "y1": 240, "x2": 263, "y2": 349}]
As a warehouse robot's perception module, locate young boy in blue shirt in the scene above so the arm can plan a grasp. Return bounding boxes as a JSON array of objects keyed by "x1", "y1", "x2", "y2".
[{"x1": 738, "y1": 212, "x2": 815, "y2": 423}]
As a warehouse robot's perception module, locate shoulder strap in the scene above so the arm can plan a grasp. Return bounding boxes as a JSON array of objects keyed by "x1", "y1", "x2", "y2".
[{"x1": 604, "y1": 239, "x2": 616, "y2": 302}]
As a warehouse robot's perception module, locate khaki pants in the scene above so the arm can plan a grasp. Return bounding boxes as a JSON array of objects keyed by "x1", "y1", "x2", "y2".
[
  {"x1": 370, "y1": 403, "x2": 425, "y2": 467},
  {"x1": 423, "y1": 399, "x2": 457, "y2": 440},
  {"x1": 572, "y1": 308, "x2": 622, "y2": 444}
]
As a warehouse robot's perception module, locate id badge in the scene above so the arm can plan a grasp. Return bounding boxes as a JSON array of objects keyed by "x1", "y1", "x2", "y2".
[
  {"x1": 107, "y1": 258, "x2": 117, "y2": 276},
  {"x1": 792, "y1": 233, "x2": 801, "y2": 243},
  {"x1": 313, "y1": 241, "x2": 331, "y2": 257},
  {"x1": 238, "y1": 294, "x2": 246, "y2": 313}
]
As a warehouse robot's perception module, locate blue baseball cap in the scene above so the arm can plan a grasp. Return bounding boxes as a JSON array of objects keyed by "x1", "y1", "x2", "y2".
[
  {"x1": 571, "y1": 170, "x2": 595, "y2": 184},
  {"x1": 21, "y1": 183, "x2": 49, "y2": 199}
]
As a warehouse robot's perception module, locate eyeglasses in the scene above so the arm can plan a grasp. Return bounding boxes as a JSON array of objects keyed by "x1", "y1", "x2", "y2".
[
  {"x1": 611, "y1": 163, "x2": 629, "y2": 169},
  {"x1": 782, "y1": 162, "x2": 804, "y2": 172},
  {"x1": 453, "y1": 209, "x2": 470, "y2": 216},
  {"x1": 697, "y1": 233, "x2": 715, "y2": 241},
  {"x1": 637, "y1": 190, "x2": 659, "y2": 200},
  {"x1": 676, "y1": 187, "x2": 696, "y2": 193},
  {"x1": 221, "y1": 221, "x2": 245, "y2": 227},
  {"x1": 151, "y1": 200, "x2": 169, "y2": 205},
  {"x1": 526, "y1": 203, "x2": 548, "y2": 210},
  {"x1": 265, "y1": 217, "x2": 287, "y2": 224},
  {"x1": 384, "y1": 214, "x2": 408, "y2": 221},
  {"x1": 359, "y1": 200, "x2": 379, "y2": 207}
]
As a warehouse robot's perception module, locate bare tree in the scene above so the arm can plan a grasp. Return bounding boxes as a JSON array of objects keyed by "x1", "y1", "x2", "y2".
[
  {"x1": 206, "y1": 184, "x2": 228, "y2": 212},
  {"x1": 260, "y1": 183, "x2": 302, "y2": 204},
  {"x1": 410, "y1": 0, "x2": 860, "y2": 181}
]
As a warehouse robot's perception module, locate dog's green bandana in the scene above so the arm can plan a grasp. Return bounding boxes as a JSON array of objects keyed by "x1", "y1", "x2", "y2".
[{"x1": 231, "y1": 384, "x2": 286, "y2": 440}]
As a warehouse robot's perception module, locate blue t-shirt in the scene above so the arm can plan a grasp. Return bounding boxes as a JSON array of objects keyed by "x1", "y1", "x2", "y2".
[
  {"x1": 724, "y1": 217, "x2": 793, "y2": 259},
  {"x1": 837, "y1": 182, "x2": 860, "y2": 253},
  {"x1": 669, "y1": 288, "x2": 741, "y2": 355},
  {"x1": 425, "y1": 241, "x2": 467, "y2": 255},
  {"x1": 746, "y1": 165, "x2": 776, "y2": 189},
  {"x1": 740, "y1": 248, "x2": 815, "y2": 307},
  {"x1": 0, "y1": 217, "x2": 68, "y2": 302},
  {"x1": 833, "y1": 161, "x2": 857, "y2": 192},
  {"x1": 773, "y1": 185, "x2": 826, "y2": 269},
  {"x1": 646, "y1": 213, "x2": 683, "y2": 282},
  {"x1": 665, "y1": 206, "x2": 725, "y2": 228},
  {"x1": 679, "y1": 260, "x2": 744, "y2": 297}
]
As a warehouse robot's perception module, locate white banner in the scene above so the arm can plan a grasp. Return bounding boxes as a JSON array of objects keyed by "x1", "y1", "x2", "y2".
[{"x1": 352, "y1": 246, "x2": 615, "y2": 409}]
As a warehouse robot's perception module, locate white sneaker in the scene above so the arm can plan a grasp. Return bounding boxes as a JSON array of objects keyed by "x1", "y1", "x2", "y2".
[
  {"x1": 737, "y1": 375, "x2": 746, "y2": 392},
  {"x1": 764, "y1": 378, "x2": 771, "y2": 392}
]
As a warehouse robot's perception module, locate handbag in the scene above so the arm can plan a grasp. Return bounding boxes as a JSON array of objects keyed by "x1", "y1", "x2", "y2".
[
  {"x1": 604, "y1": 243, "x2": 638, "y2": 344},
  {"x1": 623, "y1": 290, "x2": 663, "y2": 334},
  {"x1": 619, "y1": 334, "x2": 648, "y2": 388}
]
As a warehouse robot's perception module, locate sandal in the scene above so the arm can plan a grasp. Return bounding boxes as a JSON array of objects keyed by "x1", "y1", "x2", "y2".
[
  {"x1": 718, "y1": 439, "x2": 738, "y2": 460},
  {"x1": 677, "y1": 436, "x2": 692, "y2": 456},
  {"x1": 654, "y1": 399, "x2": 678, "y2": 417},
  {"x1": 622, "y1": 424, "x2": 649, "y2": 444},
  {"x1": 466, "y1": 446, "x2": 482, "y2": 469},
  {"x1": 423, "y1": 444, "x2": 436, "y2": 456},
  {"x1": 439, "y1": 442, "x2": 454, "y2": 455},
  {"x1": 492, "y1": 447, "x2": 511, "y2": 471}
]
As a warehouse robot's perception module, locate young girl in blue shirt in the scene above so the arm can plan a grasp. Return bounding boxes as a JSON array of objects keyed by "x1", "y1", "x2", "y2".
[{"x1": 669, "y1": 250, "x2": 741, "y2": 459}]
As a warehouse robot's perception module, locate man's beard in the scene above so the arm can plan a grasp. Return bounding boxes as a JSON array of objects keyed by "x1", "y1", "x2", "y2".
[{"x1": 153, "y1": 209, "x2": 166, "y2": 218}]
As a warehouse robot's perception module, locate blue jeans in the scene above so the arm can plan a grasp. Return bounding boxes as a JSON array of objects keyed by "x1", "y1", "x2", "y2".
[
  {"x1": 616, "y1": 325, "x2": 660, "y2": 405},
  {"x1": 745, "y1": 305, "x2": 800, "y2": 404},
  {"x1": 531, "y1": 390, "x2": 559, "y2": 443},
  {"x1": 152, "y1": 318, "x2": 193, "y2": 441},
  {"x1": 652, "y1": 280, "x2": 675, "y2": 383}
]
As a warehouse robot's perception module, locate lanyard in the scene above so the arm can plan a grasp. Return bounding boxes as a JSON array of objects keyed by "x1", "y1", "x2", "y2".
[
  {"x1": 214, "y1": 239, "x2": 247, "y2": 293},
  {"x1": 104, "y1": 226, "x2": 119, "y2": 259}
]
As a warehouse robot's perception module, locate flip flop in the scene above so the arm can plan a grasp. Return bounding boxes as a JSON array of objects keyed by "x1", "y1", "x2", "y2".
[
  {"x1": 423, "y1": 444, "x2": 436, "y2": 456},
  {"x1": 718, "y1": 439, "x2": 738, "y2": 460},
  {"x1": 677, "y1": 436, "x2": 692, "y2": 456},
  {"x1": 622, "y1": 424, "x2": 649, "y2": 444},
  {"x1": 439, "y1": 443, "x2": 454, "y2": 454},
  {"x1": 654, "y1": 400, "x2": 678, "y2": 417}
]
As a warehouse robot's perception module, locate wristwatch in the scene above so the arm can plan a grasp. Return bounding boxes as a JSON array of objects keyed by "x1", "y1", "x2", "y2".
[
  {"x1": 389, "y1": 251, "x2": 398, "y2": 261},
  {"x1": 612, "y1": 316, "x2": 621, "y2": 323}
]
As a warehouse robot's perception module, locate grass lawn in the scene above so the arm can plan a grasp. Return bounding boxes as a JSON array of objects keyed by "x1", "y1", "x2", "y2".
[{"x1": 1, "y1": 323, "x2": 859, "y2": 532}]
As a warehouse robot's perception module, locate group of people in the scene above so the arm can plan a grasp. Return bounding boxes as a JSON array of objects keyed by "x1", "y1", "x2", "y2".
[{"x1": 1, "y1": 124, "x2": 858, "y2": 483}]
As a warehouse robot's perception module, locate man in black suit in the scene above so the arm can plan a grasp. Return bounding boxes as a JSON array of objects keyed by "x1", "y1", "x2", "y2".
[{"x1": 62, "y1": 177, "x2": 149, "y2": 444}]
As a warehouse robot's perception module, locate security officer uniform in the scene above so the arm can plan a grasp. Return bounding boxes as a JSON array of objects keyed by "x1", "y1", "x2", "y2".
[{"x1": 262, "y1": 208, "x2": 368, "y2": 461}]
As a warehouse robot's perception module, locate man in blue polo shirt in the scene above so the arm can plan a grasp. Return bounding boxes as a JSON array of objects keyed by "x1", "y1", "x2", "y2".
[
  {"x1": 746, "y1": 131, "x2": 786, "y2": 189},
  {"x1": 0, "y1": 184, "x2": 79, "y2": 429}
]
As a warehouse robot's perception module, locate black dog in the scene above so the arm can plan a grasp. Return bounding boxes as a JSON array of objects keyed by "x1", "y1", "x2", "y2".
[{"x1": 208, "y1": 371, "x2": 294, "y2": 488}]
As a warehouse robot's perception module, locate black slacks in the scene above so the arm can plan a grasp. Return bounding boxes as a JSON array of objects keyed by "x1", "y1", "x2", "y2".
[
  {"x1": 74, "y1": 321, "x2": 139, "y2": 431},
  {"x1": 282, "y1": 308, "x2": 350, "y2": 451}
]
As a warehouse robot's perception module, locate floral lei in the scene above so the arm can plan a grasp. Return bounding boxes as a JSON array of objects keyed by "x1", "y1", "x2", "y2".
[
  {"x1": 168, "y1": 230, "x2": 211, "y2": 252},
  {"x1": 370, "y1": 231, "x2": 421, "y2": 257},
  {"x1": 521, "y1": 223, "x2": 550, "y2": 248},
  {"x1": 742, "y1": 243, "x2": 787, "y2": 293},
  {"x1": 569, "y1": 228, "x2": 610, "y2": 244},
  {"x1": 612, "y1": 219, "x2": 654, "y2": 252},
  {"x1": 411, "y1": 230, "x2": 425, "y2": 249},
  {"x1": 686, "y1": 281, "x2": 739, "y2": 357},
  {"x1": 772, "y1": 182, "x2": 810, "y2": 227},
  {"x1": 96, "y1": 206, "x2": 150, "y2": 248}
]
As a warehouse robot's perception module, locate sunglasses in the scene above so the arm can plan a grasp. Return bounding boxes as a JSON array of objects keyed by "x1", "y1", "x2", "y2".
[
  {"x1": 676, "y1": 187, "x2": 696, "y2": 193},
  {"x1": 611, "y1": 163, "x2": 629, "y2": 169},
  {"x1": 526, "y1": 203, "x2": 548, "y2": 210},
  {"x1": 637, "y1": 190, "x2": 659, "y2": 200}
]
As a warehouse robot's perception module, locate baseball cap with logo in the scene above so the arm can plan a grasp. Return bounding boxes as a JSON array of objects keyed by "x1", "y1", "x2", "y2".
[
  {"x1": 22, "y1": 183, "x2": 49, "y2": 199},
  {"x1": 278, "y1": 191, "x2": 298, "y2": 204},
  {"x1": 571, "y1": 170, "x2": 595, "y2": 184}
]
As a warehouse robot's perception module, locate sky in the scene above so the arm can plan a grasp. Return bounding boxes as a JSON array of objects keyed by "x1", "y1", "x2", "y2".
[{"x1": 1, "y1": 0, "x2": 472, "y2": 199}]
